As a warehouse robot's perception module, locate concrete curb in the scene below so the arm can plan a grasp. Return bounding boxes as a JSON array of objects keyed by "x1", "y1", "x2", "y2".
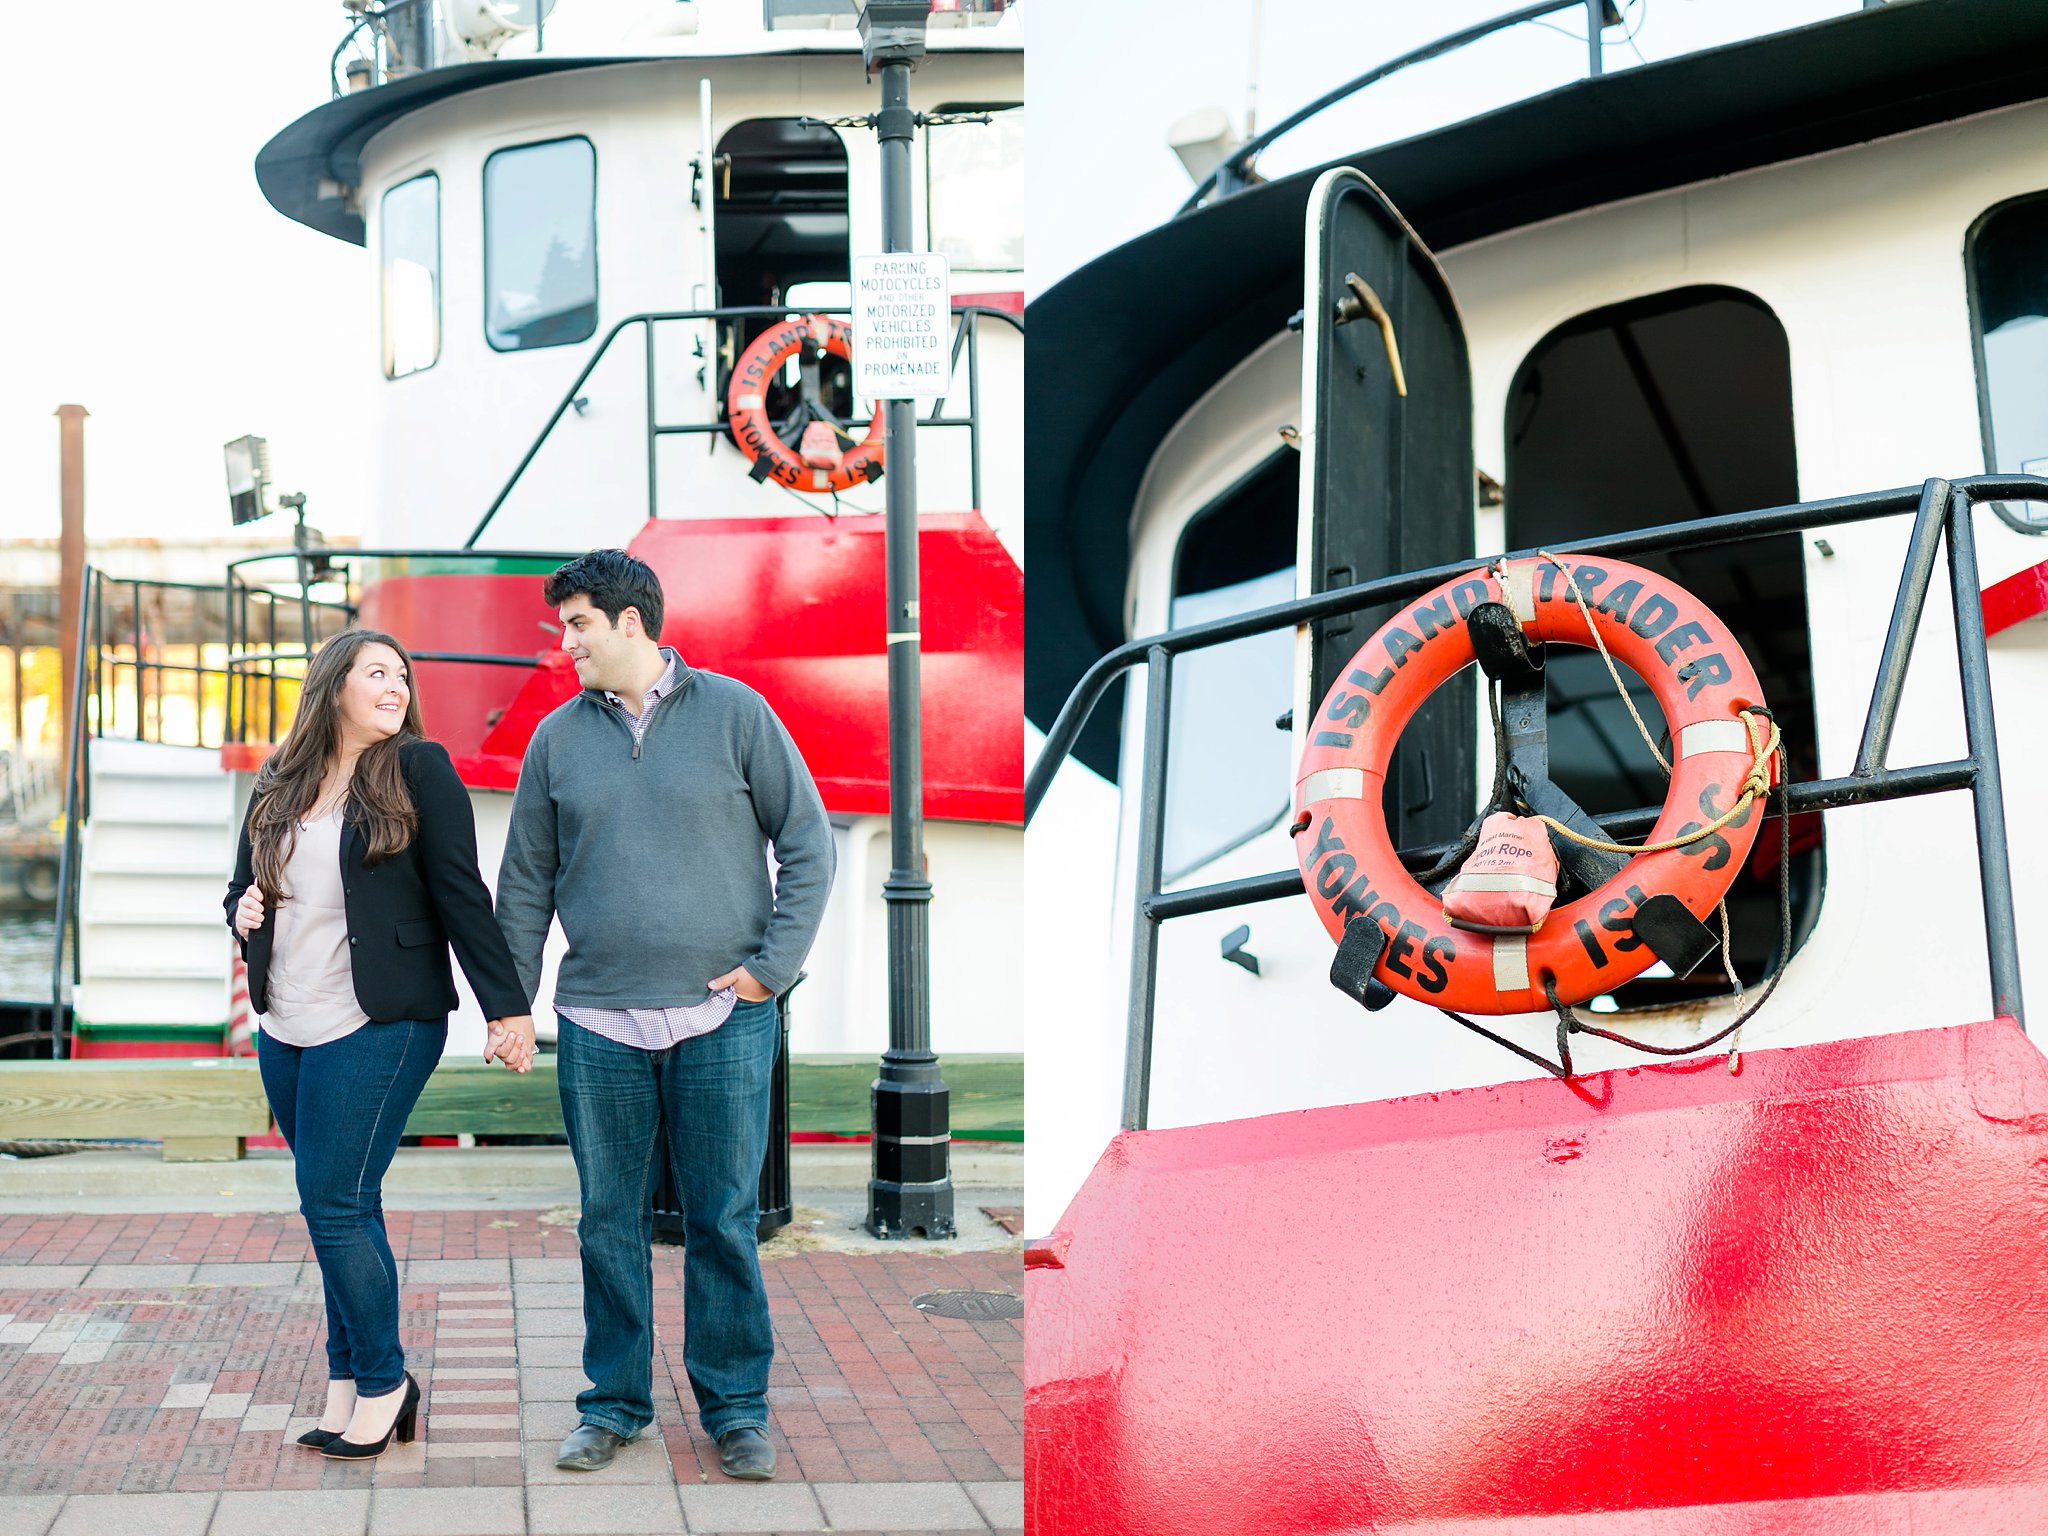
[{"x1": 0, "y1": 1142, "x2": 1022, "y2": 1206}]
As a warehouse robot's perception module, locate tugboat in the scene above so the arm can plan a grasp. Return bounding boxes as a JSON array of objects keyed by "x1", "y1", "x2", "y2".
[
  {"x1": 49, "y1": 0, "x2": 1023, "y2": 1065},
  {"x1": 1025, "y1": 1, "x2": 2048, "y2": 1528}
]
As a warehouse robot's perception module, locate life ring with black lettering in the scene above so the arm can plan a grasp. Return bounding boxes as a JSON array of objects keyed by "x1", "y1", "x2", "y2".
[
  {"x1": 725, "y1": 315, "x2": 884, "y2": 493},
  {"x1": 1293, "y1": 555, "x2": 1775, "y2": 1015}
]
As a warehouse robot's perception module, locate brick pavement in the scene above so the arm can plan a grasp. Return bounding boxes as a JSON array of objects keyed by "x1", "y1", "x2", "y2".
[{"x1": 0, "y1": 1211, "x2": 1022, "y2": 1534}]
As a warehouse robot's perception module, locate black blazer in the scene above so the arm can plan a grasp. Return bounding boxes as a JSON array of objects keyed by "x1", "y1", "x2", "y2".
[{"x1": 226, "y1": 738, "x2": 530, "y2": 1024}]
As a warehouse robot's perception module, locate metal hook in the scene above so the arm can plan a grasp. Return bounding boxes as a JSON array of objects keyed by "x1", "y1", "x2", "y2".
[{"x1": 1332, "y1": 273, "x2": 1408, "y2": 397}]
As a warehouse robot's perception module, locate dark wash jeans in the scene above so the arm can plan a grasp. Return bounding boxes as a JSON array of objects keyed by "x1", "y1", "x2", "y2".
[
  {"x1": 256, "y1": 1018, "x2": 446, "y2": 1394},
  {"x1": 555, "y1": 996, "x2": 778, "y2": 1441}
]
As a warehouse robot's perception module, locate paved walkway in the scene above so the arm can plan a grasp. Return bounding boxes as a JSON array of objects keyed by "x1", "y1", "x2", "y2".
[{"x1": 0, "y1": 1209, "x2": 1023, "y2": 1535}]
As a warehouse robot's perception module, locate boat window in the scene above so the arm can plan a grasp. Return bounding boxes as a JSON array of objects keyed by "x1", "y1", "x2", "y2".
[
  {"x1": 380, "y1": 173, "x2": 439, "y2": 379},
  {"x1": 1967, "y1": 191, "x2": 2048, "y2": 532},
  {"x1": 715, "y1": 119, "x2": 853, "y2": 448},
  {"x1": 1505, "y1": 286, "x2": 1821, "y2": 1011},
  {"x1": 483, "y1": 136, "x2": 597, "y2": 352},
  {"x1": 927, "y1": 103, "x2": 1022, "y2": 275},
  {"x1": 762, "y1": 0, "x2": 857, "y2": 27},
  {"x1": 1162, "y1": 451, "x2": 1299, "y2": 881}
]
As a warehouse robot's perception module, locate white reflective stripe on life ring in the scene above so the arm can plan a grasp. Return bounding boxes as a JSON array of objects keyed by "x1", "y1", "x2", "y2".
[
  {"x1": 1445, "y1": 872, "x2": 1557, "y2": 897},
  {"x1": 1492, "y1": 934, "x2": 1530, "y2": 992},
  {"x1": 1679, "y1": 718, "x2": 1753, "y2": 758},
  {"x1": 1300, "y1": 767, "x2": 1367, "y2": 803}
]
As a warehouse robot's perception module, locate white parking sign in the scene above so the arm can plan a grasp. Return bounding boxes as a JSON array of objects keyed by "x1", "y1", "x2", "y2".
[{"x1": 852, "y1": 253, "x2": 952, "y2": 401}]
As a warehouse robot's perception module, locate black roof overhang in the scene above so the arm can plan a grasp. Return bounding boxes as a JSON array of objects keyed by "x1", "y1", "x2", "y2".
[
  {"x1": 1026, "y1": 0, "x2": 2048, "y2": 782},
  {"x1": 256, "y1": 58, "x2": 631, "y2": 246},
  {"x1": 254, "y1": 46, "x2": 1014, "y2": 245}
]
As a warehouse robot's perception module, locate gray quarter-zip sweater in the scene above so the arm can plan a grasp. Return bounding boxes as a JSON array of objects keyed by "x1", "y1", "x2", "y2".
[{"x1": 494, "y1": 652, "x2": 835, "y2": 1008}]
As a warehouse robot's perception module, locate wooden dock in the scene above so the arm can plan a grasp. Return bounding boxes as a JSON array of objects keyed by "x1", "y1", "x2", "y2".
[{"x1": 0, "y1": 1053, "x2": 1023, "y2": 1160}]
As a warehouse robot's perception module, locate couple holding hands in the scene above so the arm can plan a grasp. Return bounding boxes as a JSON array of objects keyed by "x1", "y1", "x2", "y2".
[{"x1": 225, "y1": 549, "x2": 832, "y2": 1481}]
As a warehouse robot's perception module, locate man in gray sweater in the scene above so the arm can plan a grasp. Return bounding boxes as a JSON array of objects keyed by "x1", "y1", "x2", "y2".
[{"x1": 494, "y1": 549, "x2": 834, "y2": 1482}]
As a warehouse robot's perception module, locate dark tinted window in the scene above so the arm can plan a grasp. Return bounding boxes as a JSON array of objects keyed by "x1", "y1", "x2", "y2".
[
  {"x1": 484, "y1": 137, "x2": 597, "y2": 352},
  {"x1": 1162, "y1": 452, "x2": 1299, "y2": 880},
  {"x1": 1968, "y1": 192, "x2": 2048, "y2": 530},
  {"x1": 381, "y1": 173, "x2": 439, "y2": 378},
  {"x1": 1506, "y1": 286, "x2": 1820, "y2": 1010}
]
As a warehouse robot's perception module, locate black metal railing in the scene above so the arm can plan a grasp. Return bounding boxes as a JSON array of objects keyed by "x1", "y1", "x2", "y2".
[
  {"x1": 1180, "y1": 0, "x2": 1628, "y2": 211},
  {"x1": 40, "y1": 550, "x2": 576, "y2": 1057},
  {"x1": 464, "y1": 303, "x2": 1023, "y2": 549},
  {"x1": 1025, "y1": 475, "x2": 2046, "y2": 1131},
  {"x1": 45, "y1": 563, "x2": 96, "y2": 1060},
  {"x1": 329, "y1": 0, "x2": 439, "y2": 96},
  {"x1": 329, "y1": 0, "x2": 549, "y2": 96},
  {"x1": 221, "y1": 548, "x2": 582, "y2": 749}
]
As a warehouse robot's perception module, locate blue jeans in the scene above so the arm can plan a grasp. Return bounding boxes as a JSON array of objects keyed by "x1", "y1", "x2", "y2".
[
  {"x1": 256, "y1": 1019, "x2": 446, "y2": 1394},
  {"x1": 555, "y1": 997, "x2": 777, "y2": 1441}
]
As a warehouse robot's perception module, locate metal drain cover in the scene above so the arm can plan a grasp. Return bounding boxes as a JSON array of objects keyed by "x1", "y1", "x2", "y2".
[{"x1": 912, "y1": 1289, "x2": 1023, "y2": 1321}]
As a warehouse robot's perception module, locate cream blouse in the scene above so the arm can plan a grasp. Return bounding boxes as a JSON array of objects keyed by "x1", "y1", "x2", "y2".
[{"x1": 258, "y1": 808, "x2": 371, "y2": 1048}]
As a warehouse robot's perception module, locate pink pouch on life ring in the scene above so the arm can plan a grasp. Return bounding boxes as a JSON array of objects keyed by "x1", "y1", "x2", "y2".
[
  {"x1": 798, "y1": 420, "x2": 847, "y2": 470},
  {"x1": 1442, "y1": 812, "x2": 1560, "y2": 933}
]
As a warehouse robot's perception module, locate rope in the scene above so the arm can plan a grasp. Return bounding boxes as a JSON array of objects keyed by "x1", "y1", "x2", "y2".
[
  {"x1": 1414, "y1": 679, "x2": 1512, "y2": 889},
  {"x1": 1486, "y1": 552, "x2": 1778, "y2": 856},
  {"x1": 1541, "y1": 774, "x2": 1796, "y2": 1068},
  {"x1": 1534, "y1": 551, "x2": 1671, "y2": 772},
  {"x1": 1529, "y1": 708, "x2": 1779, "y2": 855},
  {"x1": 1525, "y1": 550, "x2": 1754, "y2": 991}
]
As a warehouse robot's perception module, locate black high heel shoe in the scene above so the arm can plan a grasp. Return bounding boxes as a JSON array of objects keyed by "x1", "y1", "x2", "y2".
[
  {"x1": 321, "y1": 1371, "x2": 420, "y2": 1459},
  {"x1": 298, "y1": 1385, "x2": 356, "y2": 1448}
]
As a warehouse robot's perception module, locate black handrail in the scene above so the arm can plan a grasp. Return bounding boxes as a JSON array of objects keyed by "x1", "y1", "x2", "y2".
[
  {"x1": 1178, "y1": 0, "x2": 1615, "y2": 213},
  {"x1": 1026, "y1": 474, "x2": 2047, "y2": 1131},
  {"x1": 219, "y1": 546, "x2": 584, "y2": 750},
  {"x1": 329, "y1": 0, "x2": 434, "y2": 97},
  {"x1": 94, "y1": 573, "x2": 267, "y2": 753},
  {"x1": 47, "y1": 562, "x2": 95, "y2": 1059},
  {"x1": 463, "y1": 303, "x2": 1023, "y2": 549},
  {"x1": 43, "y1": 542, "x2": 591, "y2": 1053}
]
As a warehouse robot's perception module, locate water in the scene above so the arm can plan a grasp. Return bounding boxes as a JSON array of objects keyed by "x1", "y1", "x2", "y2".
[{"x1": 0, "y1": 910, "x2": 58, "y2": 1003}]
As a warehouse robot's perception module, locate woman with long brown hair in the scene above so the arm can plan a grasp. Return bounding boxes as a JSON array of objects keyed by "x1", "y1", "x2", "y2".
[{"x1": 226, "y1": 629, "x2": 537, "y2": 1459}]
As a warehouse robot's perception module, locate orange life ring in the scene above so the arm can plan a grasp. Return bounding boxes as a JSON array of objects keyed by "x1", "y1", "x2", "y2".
[
  {"x1": 1294, "y1": 556, "x2": 1774, "y2": 1015},
  {"x1": 726, "y1": 315, "x2": 884, "y2": 493}
]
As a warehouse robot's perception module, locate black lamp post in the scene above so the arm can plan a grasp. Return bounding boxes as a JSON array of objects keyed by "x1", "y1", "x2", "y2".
[{"x1": 858, "y1": 0, "x2": 955, "y2": 1240}]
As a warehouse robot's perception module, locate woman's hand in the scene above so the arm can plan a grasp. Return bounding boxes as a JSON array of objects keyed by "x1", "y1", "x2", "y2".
[
  {"x1": 485, "y1": 1015, "x2": 537, "y2": 1074},
  {"x1": 233, "y1": 886, "x2": 266, "y2": 940}
]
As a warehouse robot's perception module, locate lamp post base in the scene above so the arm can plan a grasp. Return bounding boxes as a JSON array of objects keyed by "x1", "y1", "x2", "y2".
[{"x1": 866, "y1": 1053, "x2": 956, "y2": 1239}]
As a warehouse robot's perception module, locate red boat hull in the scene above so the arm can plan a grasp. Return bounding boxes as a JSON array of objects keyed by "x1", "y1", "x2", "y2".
[{"x1": 1026, "y1": 1018, "x2": 2048, "y2": 1532}]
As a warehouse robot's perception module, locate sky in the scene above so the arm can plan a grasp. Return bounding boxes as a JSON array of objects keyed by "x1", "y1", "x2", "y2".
[
  {"x1": 1026, "y1": 0, "x2": 1860, "y2": 295},
  {"x1": 0, "y1": 1, "x2": 1865, "y2": 550},
  {"x1": 1, "y1": 4, "x2": 371, "y2": 545}
]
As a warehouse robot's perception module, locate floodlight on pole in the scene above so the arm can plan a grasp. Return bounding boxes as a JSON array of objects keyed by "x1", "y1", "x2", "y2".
[
  {"x1": 857, "y1": 0, "x2": 930, "y2": 74},
  {"x1": 223, "y1": 436, "x2": 274, "y2": 526}
]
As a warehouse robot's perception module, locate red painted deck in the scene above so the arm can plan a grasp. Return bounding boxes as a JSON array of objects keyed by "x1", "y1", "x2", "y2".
[
  {"x1": 1983, "y1": 556, "x2": 2048, "y2": 637},
  {"x1": 1026, "y1": 1018, "x2": 2048, "y2": 1533},
  {"x1": 346, "y1": 516, "x2": 1024, "y2": 824}
]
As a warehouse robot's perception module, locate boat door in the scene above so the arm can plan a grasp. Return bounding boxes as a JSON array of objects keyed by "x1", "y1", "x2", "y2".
[
  {"x1": 1294, "y1": 167, "x2": 1476, "y2": 853},
  {"x1": 693, "y1": 78, "x2": 717, "y2": 330}
]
